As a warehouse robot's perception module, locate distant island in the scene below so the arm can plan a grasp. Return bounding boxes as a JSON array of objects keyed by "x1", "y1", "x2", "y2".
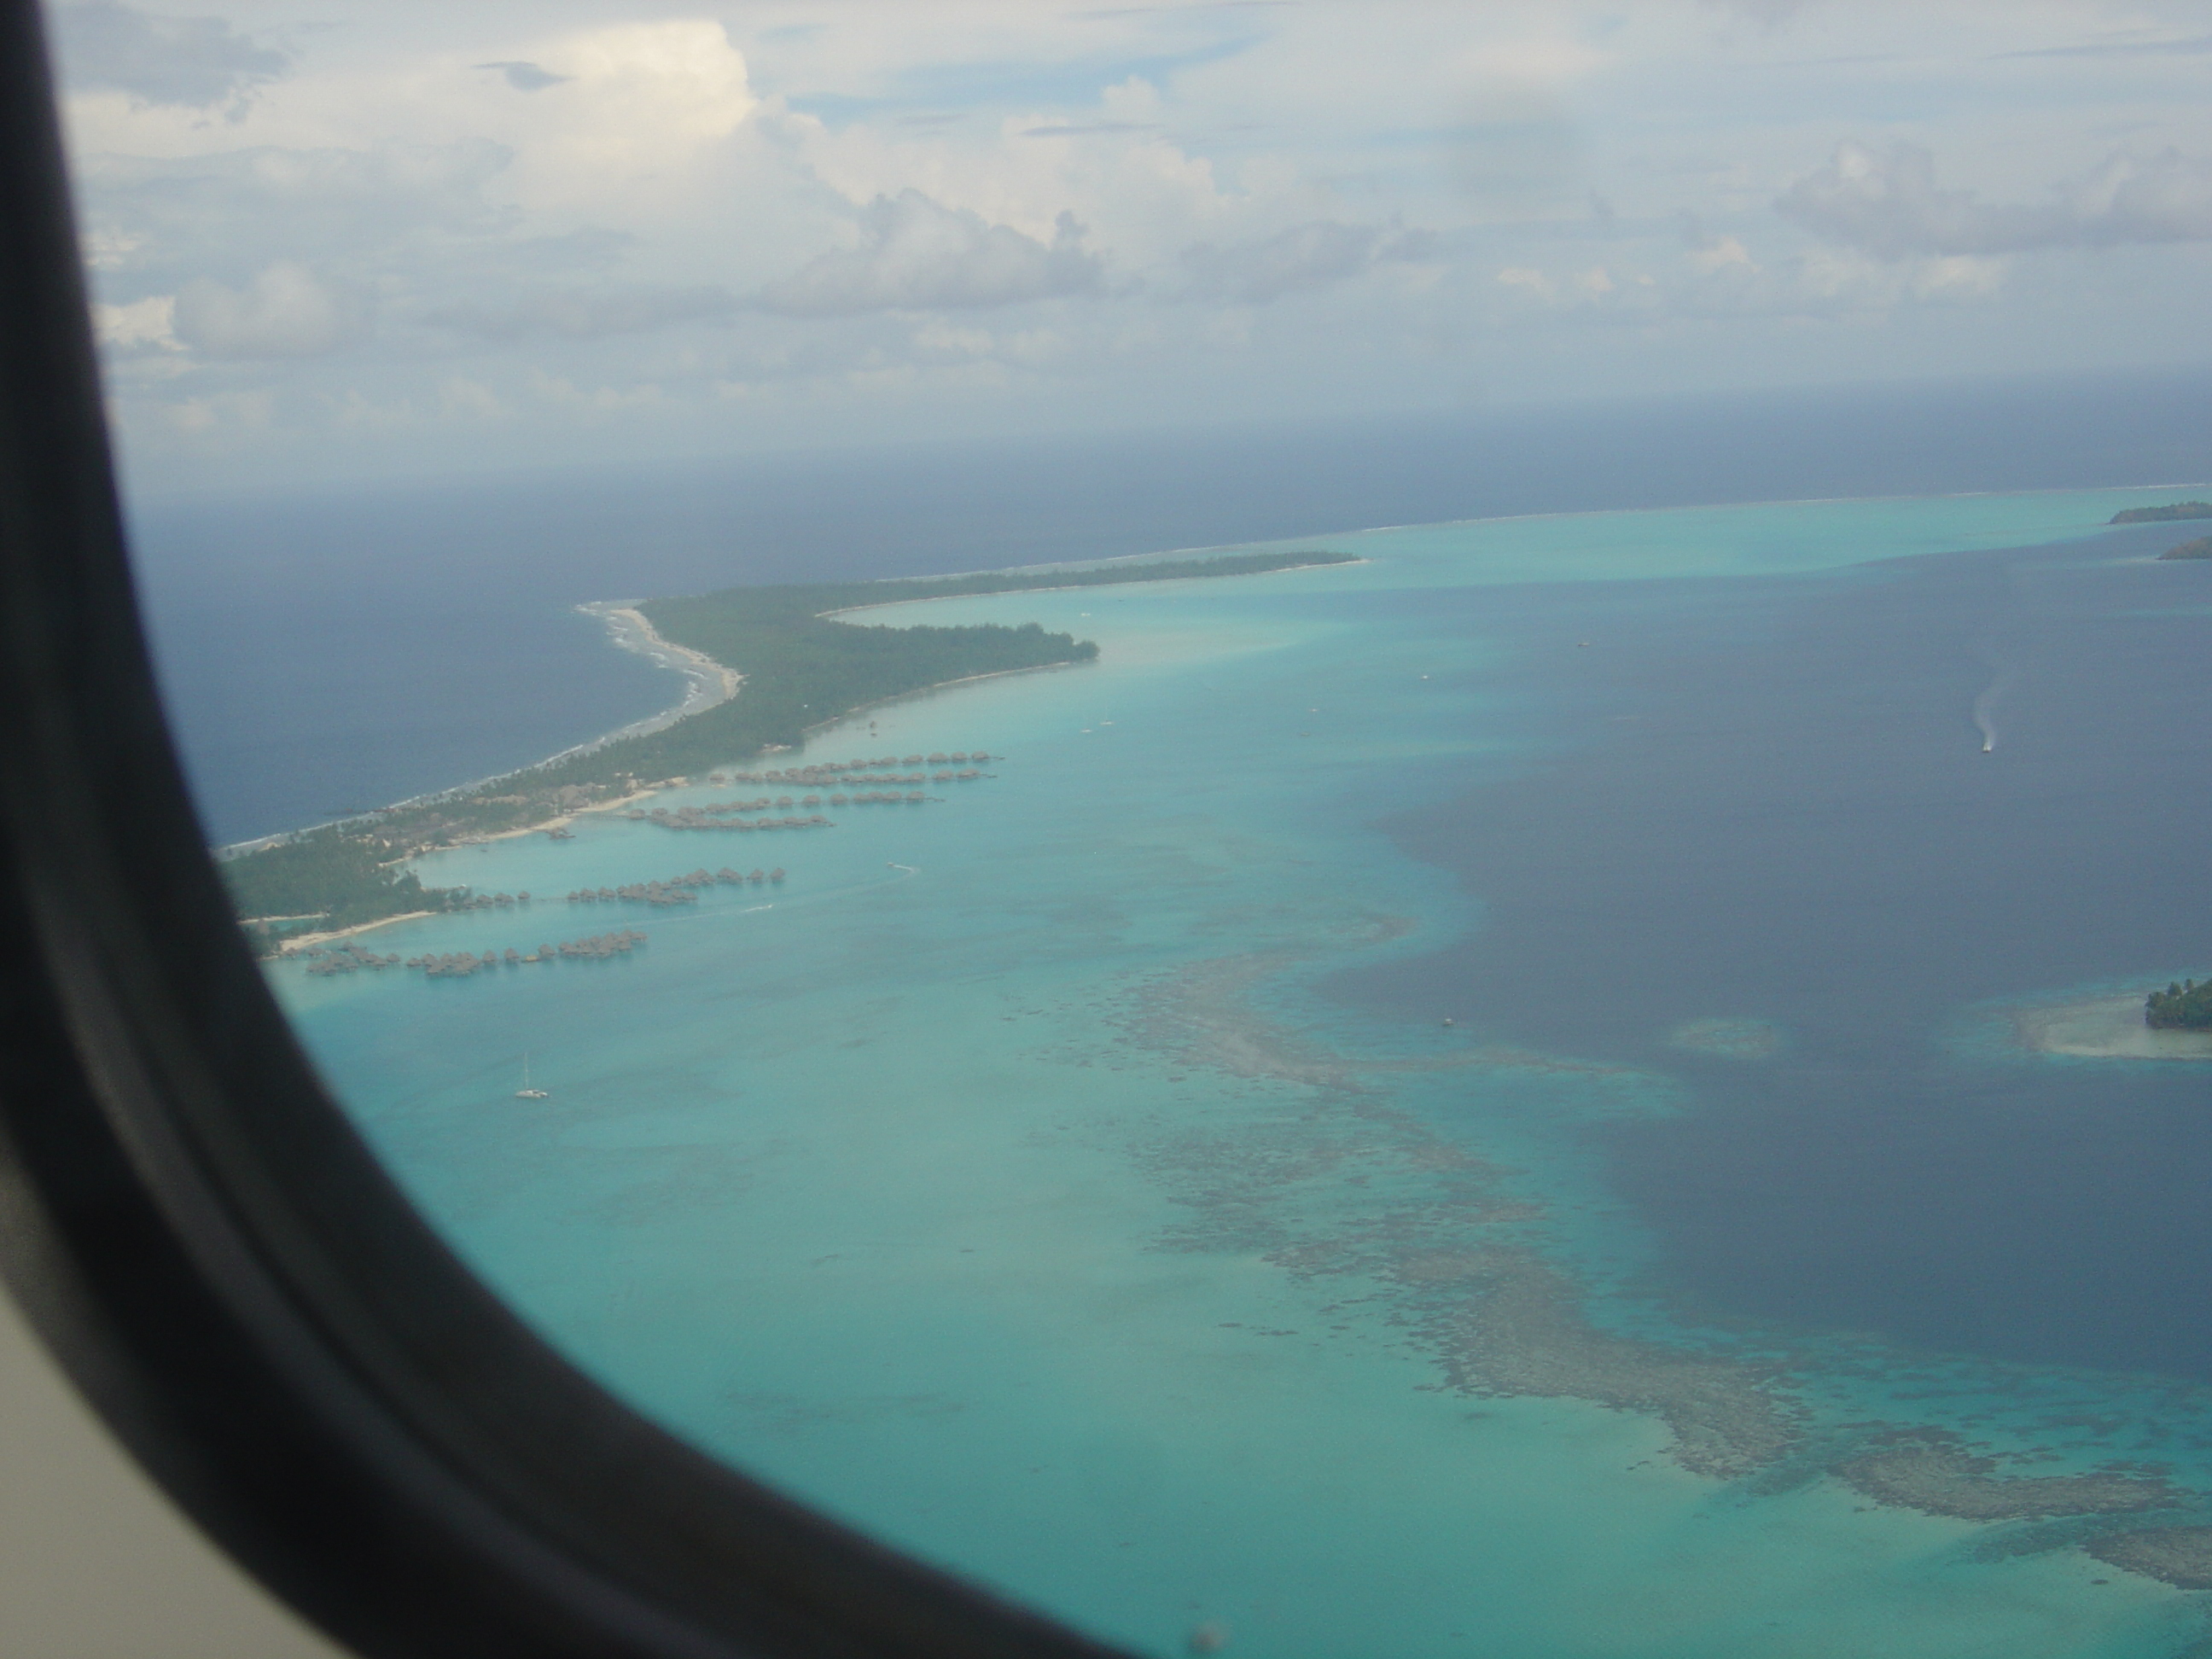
[
  {"x1": 2110, "y1": 502, "x2": 2212, "y2": 524},
  {"x1": 2157, "y1": 535, "x2": 2212, "y2": 561},
  {"x1": 2147, "y1": 980, "x2": 2212, "y2": 1030},
  {"x1": 221, "y1": 550, "x2": 1359, "y2": 943}
]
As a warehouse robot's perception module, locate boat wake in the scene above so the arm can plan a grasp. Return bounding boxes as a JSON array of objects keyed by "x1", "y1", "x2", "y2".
[{"x1": 1971, "y1": 670, "x2": 2012, "y2": 754}]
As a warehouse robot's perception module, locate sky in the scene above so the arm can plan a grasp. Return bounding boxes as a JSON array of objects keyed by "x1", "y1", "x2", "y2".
[{"x1": 43, "y1": 0, "x2": 2212, "y2": 496}]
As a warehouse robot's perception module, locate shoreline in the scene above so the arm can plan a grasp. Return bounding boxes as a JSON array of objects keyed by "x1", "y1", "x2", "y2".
[
  {"x1": 800, "y1": 658, "x2": 1086, "y2": 732},
  {"x1": 216, "y1": 478, "x2": 2197, "y2": 861},
  {"x1": 270, "y1": 910, "x2": 436, "y2": 954},
  {"x1": 444, "y1": 783, "x2": 665, "y2": 847},
  {"x1": 2013, "y1": 992, "x2": 2212, "y2": 1061},
  {"x1": 818, "y1": 556, "x2": 1370, "y2": 620},
  {"x1": 572, "y1": 601, "x2": 743, "y2": 743}
]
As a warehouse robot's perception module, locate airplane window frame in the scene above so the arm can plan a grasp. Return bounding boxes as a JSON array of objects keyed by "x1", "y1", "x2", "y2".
[{"x1": 0, "y1": 4, "x2": 1132, "y2": 1656}]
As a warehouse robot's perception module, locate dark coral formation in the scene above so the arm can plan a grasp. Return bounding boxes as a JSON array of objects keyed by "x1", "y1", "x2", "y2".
[
  {"x1": 1103, "y1": 933, "x2": 2212, "y2": 1594},
  {"x1": 2083, "y1": 1526, "x2": 2212, "y2": 1590},
  {"x1": 1409, "y1": 1249, "x2": 1796, "y2": 1480},
  {"x1": 1114, "y1": 937, "x2": 1797, "y2": 1481},
  {"x1": 1834, "y1": 1429, "x2": 2185, "y2": 1521}
]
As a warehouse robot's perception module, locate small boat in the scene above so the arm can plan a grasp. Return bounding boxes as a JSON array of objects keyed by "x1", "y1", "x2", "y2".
[{"x1": 515, "y1": 1055, "x2": 550, "y2": 1100}]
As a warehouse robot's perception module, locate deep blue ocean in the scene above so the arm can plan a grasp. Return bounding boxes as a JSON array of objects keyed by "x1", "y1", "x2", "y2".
[{"x1": 1337, "y1": 523, "x2": 2212, "y2": 1380}]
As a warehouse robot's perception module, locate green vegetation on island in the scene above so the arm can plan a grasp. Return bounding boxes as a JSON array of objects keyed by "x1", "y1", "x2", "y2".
[
  {"x1": 2146, "y1": 979, "x2": 2212, "y2": 1030},
  {"x1": 2110, "y1": 502, "x2": 2212, "y2": 524},
  {"x1": 2157, "y1": 535, "x2": 2212, "y2": 561},
  {"x1": 224, "y1": 824, "x2": 470, "y2": 945},
  {"x1": 220, "y1": 550, "x2": 1359, "y2": 941}
]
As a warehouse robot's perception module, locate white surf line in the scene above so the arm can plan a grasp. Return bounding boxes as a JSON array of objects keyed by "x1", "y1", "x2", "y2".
[{"x1": 569, "y1": 600, "x2": 742, "y2": 751}]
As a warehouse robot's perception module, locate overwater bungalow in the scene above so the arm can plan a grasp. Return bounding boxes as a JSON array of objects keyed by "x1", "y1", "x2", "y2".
[
  {"x1": 949, "y1": 753, "x2": 969, "y2": 762},
  {"x1": 830, "y1": 794, "x2": 848, "y2": 806},
  {"x1": 905, "y1": 791, "x2": 924, "y2": 802},
  {"x1": 748, "y1": 869, "x2": 765, "y2": 883},
  {"x1": 770, "y1": 869, "x2": 786, "y2": 883},
  {"x1": 504, "y1": 948, "x2": 521, "y2": 963}
]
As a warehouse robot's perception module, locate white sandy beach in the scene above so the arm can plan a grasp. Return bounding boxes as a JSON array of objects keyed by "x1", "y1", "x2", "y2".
[
  {"x1": 2014, "y1": 994, "x2": 2212, "y2": 1061},
  {"x1": 573, "y1": 602, "x2": 742, "y2": 742}
]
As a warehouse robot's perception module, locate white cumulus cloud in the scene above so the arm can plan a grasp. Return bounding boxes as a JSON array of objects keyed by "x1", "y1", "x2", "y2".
[
  {"x1": 92, "y1": 293, "x2": 178, "y2": 351},
  {"x1": 757, "y1": 190, "x2": 1104, "y2": 317},
  {"x1": 1180, "y1": 220, "x2": 1437, "y2": 305},
  {"x1": 172, "y1": 262, "x2": 370, "y2": 358},
  {"x1": 425, "y1": 285, "x2": 738, "y2": 341},
  {"x1": 50, "y1": 0, "x2": 288, "y2": 114},
  {"x1": 1778, "y1": 141, "x2": 2212, "y2": 258}
]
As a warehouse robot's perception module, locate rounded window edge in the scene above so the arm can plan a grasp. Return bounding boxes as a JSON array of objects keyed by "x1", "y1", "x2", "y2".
[{"x1": 0, "y1": 6, "x2": 1134, "y2": 1657}]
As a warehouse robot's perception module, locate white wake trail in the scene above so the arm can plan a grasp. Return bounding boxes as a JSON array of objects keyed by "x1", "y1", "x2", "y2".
[{"x1": 1971, "y1": 671, "x2": 2013, "y2": 754}]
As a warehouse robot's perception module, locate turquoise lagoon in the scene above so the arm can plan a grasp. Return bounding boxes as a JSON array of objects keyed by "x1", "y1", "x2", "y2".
[{"x1": 271, "y1": 488, "x2": 2212, "y2": 1658}]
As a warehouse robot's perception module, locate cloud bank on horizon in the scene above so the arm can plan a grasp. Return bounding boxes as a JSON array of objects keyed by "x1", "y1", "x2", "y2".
[{"x1": 49, "y1": 0, "x2": 2212, "y2": 492}]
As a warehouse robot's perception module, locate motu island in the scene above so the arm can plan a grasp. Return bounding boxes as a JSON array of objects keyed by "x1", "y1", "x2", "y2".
[
  {"x1": 222, "y1": 550, "x2": 1357, "y2": 943},
  {"x1": 2147, "y1": 979, "x2": 2212, "y2": 1029},
  {"x1": 2157, "y1": 534, "x2": 2212, "y2": 561},
  {"x1": 2110, "y1": 501, "x2": 2212, "y2": 524}
]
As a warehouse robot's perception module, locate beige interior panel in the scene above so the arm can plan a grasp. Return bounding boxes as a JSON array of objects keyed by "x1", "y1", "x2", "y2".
[{"x1": 0, "y1": 1277, "x2": 355, "y2": 1659}]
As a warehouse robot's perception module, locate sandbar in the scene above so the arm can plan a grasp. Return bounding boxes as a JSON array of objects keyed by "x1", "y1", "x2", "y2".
[{"x1": 2014, "y1": 995, "x2": 2212, "y2": 1062}]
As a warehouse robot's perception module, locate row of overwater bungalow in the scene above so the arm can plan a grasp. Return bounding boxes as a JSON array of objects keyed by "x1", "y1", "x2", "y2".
[
  {"x1": 707, "y1": 751, "x2": 991, "y2": 788},
  {"x1": 410, "y1": 928, "x2": 650, "y2": 977},
  {"x1": 629, "y1": 806, "x2": 834, "y2": 833},
  {"x1": 568, "y1": 868, "x2": 783, "y2": 905}
]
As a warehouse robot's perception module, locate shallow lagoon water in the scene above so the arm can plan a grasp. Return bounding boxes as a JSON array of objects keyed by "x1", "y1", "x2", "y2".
[{"x1": 274, "y1": 487, "x2": 2212, "y2": 1657}]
